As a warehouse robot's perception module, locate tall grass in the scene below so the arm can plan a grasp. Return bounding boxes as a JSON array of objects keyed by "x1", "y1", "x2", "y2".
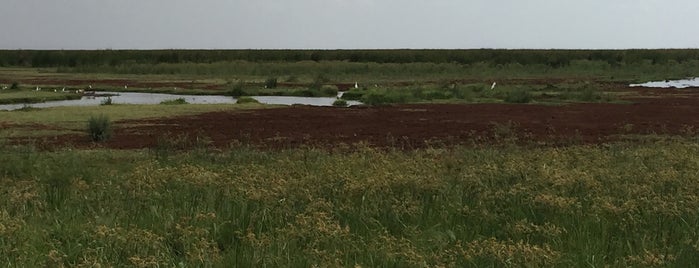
[
  {"x1": 2, "y1": 140, "x2": 699, "y2": 266},
  {"x1": 87, "y1": 114, "x2": 112, "y2": 141}
]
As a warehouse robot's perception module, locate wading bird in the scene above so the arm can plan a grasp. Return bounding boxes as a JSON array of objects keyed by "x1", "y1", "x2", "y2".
[
  {"x1": 491, "y1": 82, "x2": 497, "y2": 90},
  {"x1": 355, "y1": 82, "x2": 359, "y2": 89}
]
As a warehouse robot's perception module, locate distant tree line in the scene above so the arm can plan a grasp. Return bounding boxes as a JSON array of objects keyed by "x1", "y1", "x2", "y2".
[{"x1": 1, "y1": 49, "x2": 699, "y2": 68}]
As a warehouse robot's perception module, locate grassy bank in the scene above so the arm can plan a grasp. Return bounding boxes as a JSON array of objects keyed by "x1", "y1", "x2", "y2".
[
  {"x1": 0, "y1": 89, "x2": 82, "y2": 104},
  {"x1": 1, "y1": 140, "x2": 699, "y2": 266},
  {"x1": 341, "y1": 82, "x2": 620, "y2": 105},
  {"x1": 0, "y1": 103, "x2": 268, "y2": 139}
]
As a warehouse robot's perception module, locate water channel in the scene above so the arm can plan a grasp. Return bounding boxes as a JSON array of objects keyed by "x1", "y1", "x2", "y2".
[
  {"x1": 630, "y1": 78, "x2": 699, "y2": 89},
  {"x1": 0, "y1": 91, "x2": 361, "y2": 111}
]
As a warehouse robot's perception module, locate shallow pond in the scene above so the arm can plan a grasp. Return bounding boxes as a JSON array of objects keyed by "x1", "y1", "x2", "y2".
[
  {"x1": 630, "y1": 78, "x2": 699, "y2": 89},
  {"x1": 0, "y1": 91, "x2": 361, "y2": 111}
]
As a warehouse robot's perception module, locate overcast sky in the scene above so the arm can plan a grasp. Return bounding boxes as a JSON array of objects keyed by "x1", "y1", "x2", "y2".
[{"x1": 1, "y1": 0, "x2": 697, "y2": 49}]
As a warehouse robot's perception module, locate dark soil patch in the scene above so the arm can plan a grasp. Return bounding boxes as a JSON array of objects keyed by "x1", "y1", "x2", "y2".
[{"x1": 37, "y1": 92, "x2": 699, "y2": 149}]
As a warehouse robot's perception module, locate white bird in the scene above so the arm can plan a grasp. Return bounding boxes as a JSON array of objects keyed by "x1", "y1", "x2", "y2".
[
  {"x1": 62, "y1": 87, "x2": 65, "y2": 92},
  {"x1": 124, "y1": 85, "x2": 128, "y2": 89},
  {"x1": 88, "y1": 85, "x2": 92, "y2": 89},
  {"x1": 491, "y1": 82, "x2": 497, "y2": 90},
  {"x1": 354, "y1": 82, "x2": 359, "y2": 89},
  {"x1": 35, "y1": 86, "x2": 40, "y2": 91},
  {"x1": 54, "y1": 89, "x2": 57, "y2": 92}
]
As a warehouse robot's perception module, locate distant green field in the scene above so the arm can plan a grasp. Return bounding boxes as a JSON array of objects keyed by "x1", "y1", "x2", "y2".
[{"x1": 1, "y1": 49, "x2": 698, "y2": 83}]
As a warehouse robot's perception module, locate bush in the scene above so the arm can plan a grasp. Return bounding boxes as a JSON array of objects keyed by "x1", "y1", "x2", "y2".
[
  {"x1": 411, "y1": 88, "x2": 451, "y2": 100},
  {"x1": 576, "y1": 87, "x2": 603, "y2": 102},
  {"x1": 320, "y1": 85, "x2": 339, "y2": 96},
  {"x1": 332, "y1": 99, "x2": 348, "y2": 107},
  {"x1": 309, "y1": 74, "x2": 328, "y2": 90},
  {"x1": 160, "y1": 98, "x2": 188, "y2": 105},
  {"x1": 340, "y1": 90, "x2": 365, "y2": 100},
  {"x1": 361, "y1": 91, "x2": 410, "y2": 105},
  {"x1": 100, "y1": 97, "x2": 113, "y2": 105},
  {"x1": 226, "y1": 81, "x2": 247, "y2": 97},
  {"x1": 265, "y1": 77, "x2": 277, "y2": 89},
  {"x1": 469, "y1": 84, "x2": 486, "y2": 93},
  {"x1": 236, "y1": 96, "x2": 260, "y2": 104},
  {"x1": 87, "y1": 114, "x2": 112, "y2": 142},
  {"x1": 449, "y1": 87, "x2": 475, "y2": 101},
  {"x1": 292, "y1": 89, "x2": 321, "y2": 97},
  {"x1": 504, "y1": 89, "x2": 532, "y2": 103}
]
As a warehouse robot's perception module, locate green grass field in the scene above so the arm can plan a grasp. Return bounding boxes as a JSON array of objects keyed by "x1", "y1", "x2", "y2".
[{"x1": 1, "y1": 140, "x2": 699, "y2": 267}]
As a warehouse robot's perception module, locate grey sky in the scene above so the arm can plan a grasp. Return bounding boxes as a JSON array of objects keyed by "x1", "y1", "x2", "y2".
[{"x1": 1, "y1": 0, "x2": 697, "y2": 49}]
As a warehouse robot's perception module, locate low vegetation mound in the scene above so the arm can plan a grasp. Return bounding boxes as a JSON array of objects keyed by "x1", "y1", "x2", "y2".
[
  {"x1": 236, "y1": 96, "x2": 259, "y2": 104},
  {"x1": 87, "y1": 114, "x2": 112, "y2": 142},
  {"x1": 332, "y1": 98, "x2": 348, "y2": 107},
  {"x1": 160, "y1": 98, "x2": 188, "y2": 105}
]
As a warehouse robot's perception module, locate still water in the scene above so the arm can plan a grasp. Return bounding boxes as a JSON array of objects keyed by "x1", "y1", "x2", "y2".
[
  {"x1": 0, "y1": 91, "x2": 361, "y2": 111},
  {"x1": 630, "y1": 78, "x2": 699, "y2": 89}
]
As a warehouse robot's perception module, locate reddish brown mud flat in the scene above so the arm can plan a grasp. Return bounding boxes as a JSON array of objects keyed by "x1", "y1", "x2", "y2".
[{"x1": 28, "y1": 91, "x2": 697, "y2": 150}]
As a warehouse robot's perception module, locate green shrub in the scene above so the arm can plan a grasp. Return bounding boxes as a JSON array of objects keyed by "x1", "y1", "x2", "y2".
[
  {"x1": 411, "y1": 88, "x2": 451, "y2": 100},
  {"x1": 504, "y1": 89, "x2": 532, "y2": 103},
  {"x1": 226, "y1": 81, "x2": 247, "y2": 97},
  {"x1": 321, "y1": 85, "x2": 339, "y2": 96},
  {"x1": 236, "y1": 96, "x2": 260, "y2": 104},
  {"x1": 576, "y1": 87, "x2": 603, "y2": 102},
  {"x1": 87, "y1": 114, "x2": 112, "y2": 142},
  {"x1": 265, "y1": 77, "x2": 278, "y2": 89},
  {"x1": 340, "y1": 90, "x2": 365, "y2": 100},
  {"x1": 332, "y1": 98, "x2": 348, "y2": 107},
  {"x1": 160, "y1": 98, "x2": 188, "y2": 105},
  {"x1": 469, "y1": 84, "x2": 486, "y2": 93},
  {"x1": 292, "y1": 89, "x2": 322, "y2": 97},
  {"x1": 10, "y1": 82, "x2": 19, "y2": 89},
  {"x1": 361, "y1": 91, "x2": 410, "y2": 105},
  {"x1": 309, "y1": 74, "x2": 328, "y2": 90},
  {"x1": 449, "y1": 87, "x2": 475, "y2": 100},
  {"x1": 100, "y1": 97, "x2": 113, "y2": 105}
]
